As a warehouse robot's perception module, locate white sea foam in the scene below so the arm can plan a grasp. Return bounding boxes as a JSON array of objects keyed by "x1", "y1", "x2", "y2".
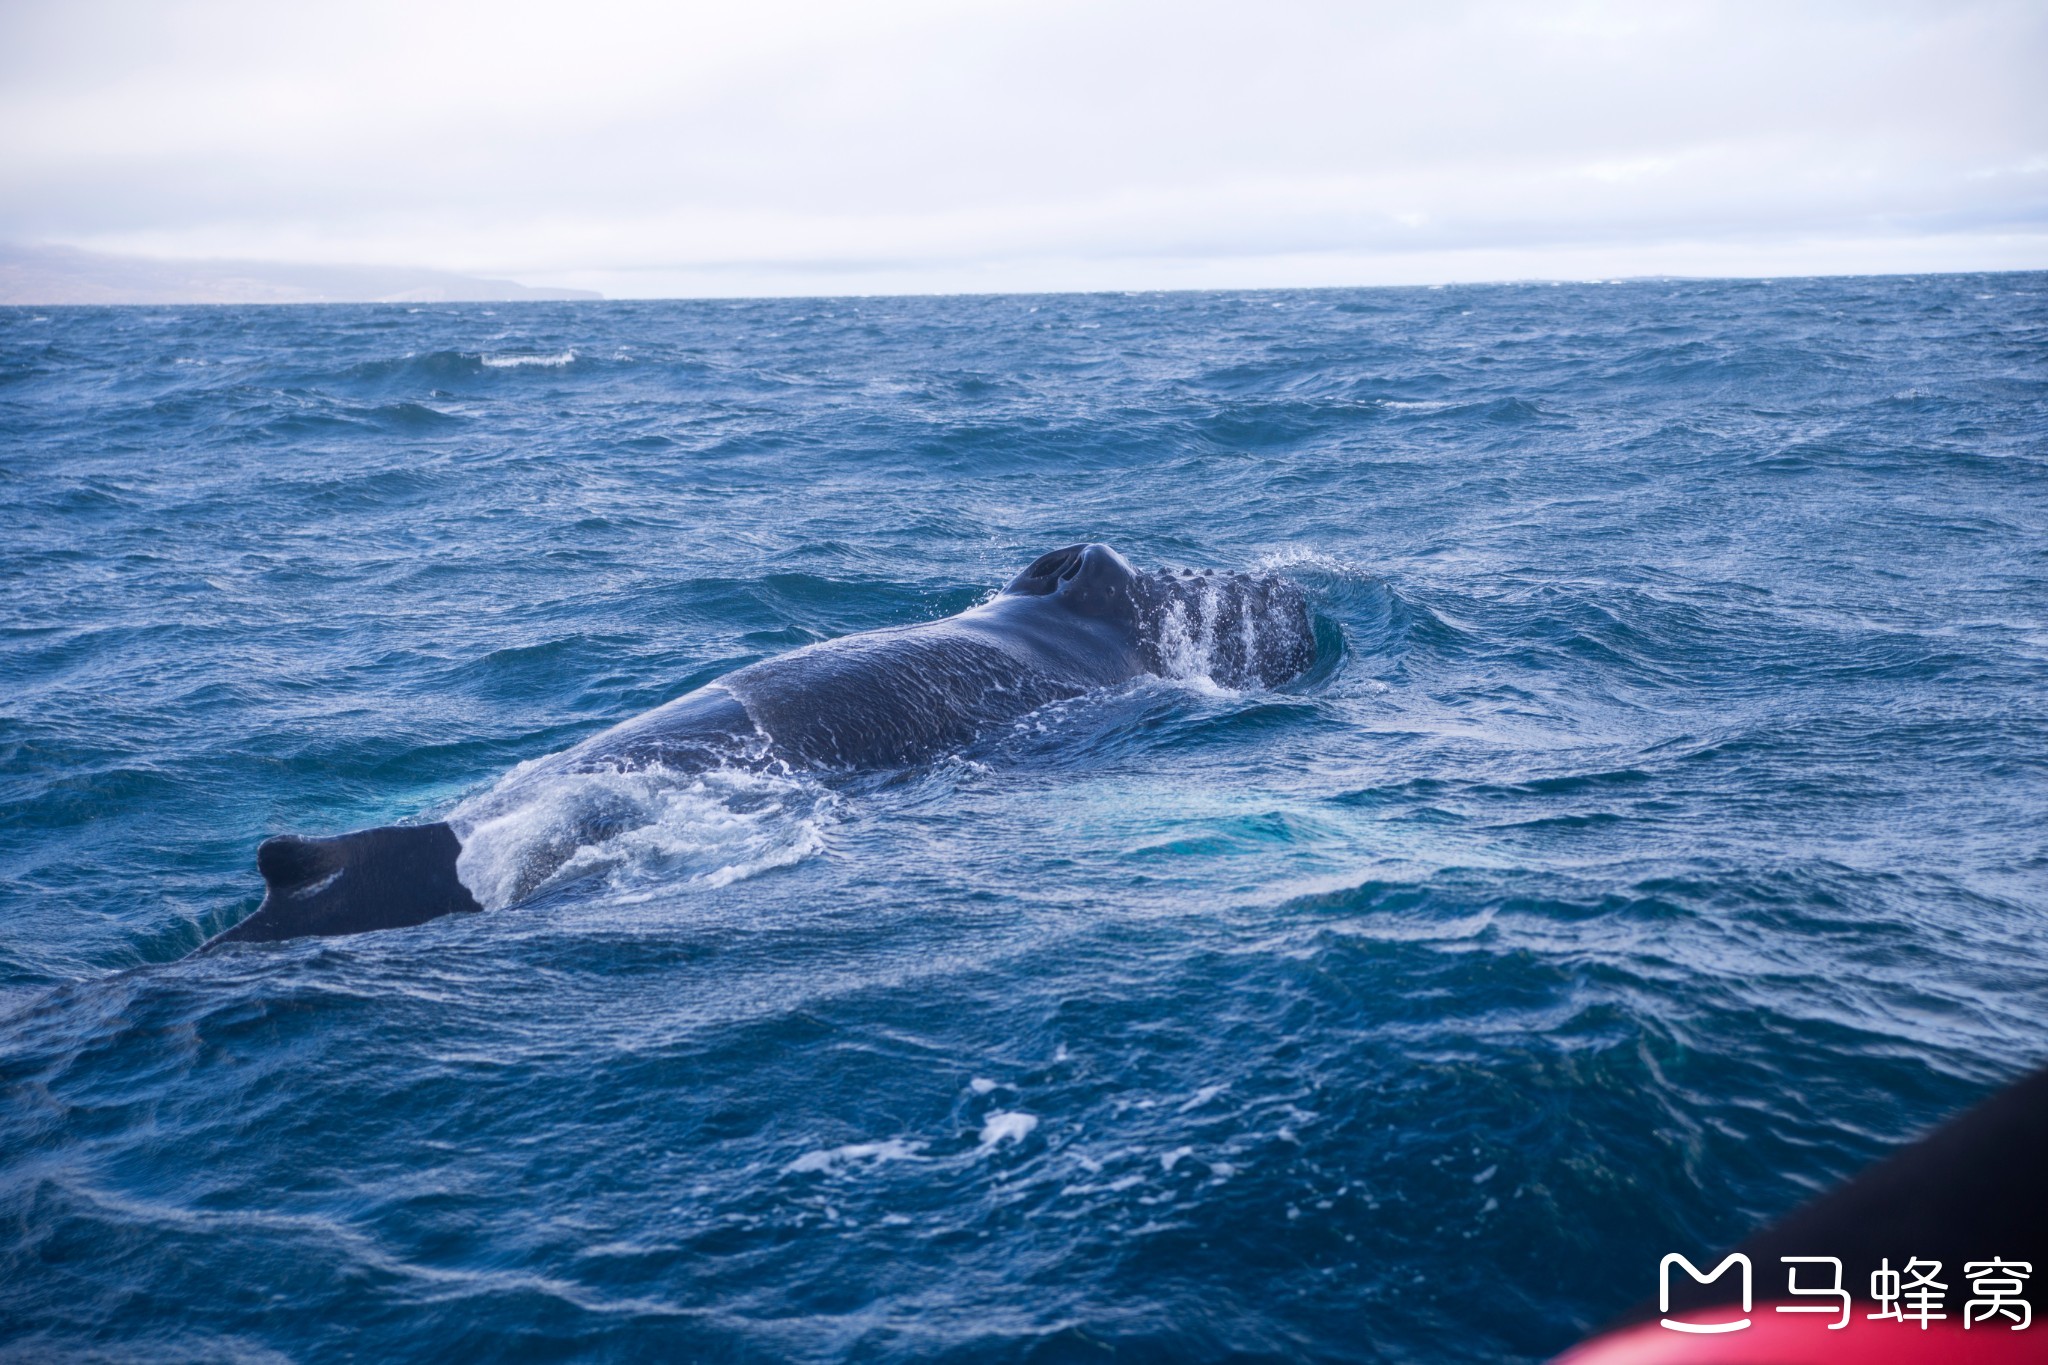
[
  {"x1": 1252, "y1": 547, "x2": 1367, "y2": 577},
  {"x1": 787, "y1": 1139, "x2": 926, "y2": 1174},
  {"x1": 978, "y1": 1111, "x2": 1038, "y2": 1149},
  {"x1": 448, "y1": 761, "x2": 832, "y2": 911},
  {"x1": 481, "y1": 349, "x2": 576, "y2": 369}
]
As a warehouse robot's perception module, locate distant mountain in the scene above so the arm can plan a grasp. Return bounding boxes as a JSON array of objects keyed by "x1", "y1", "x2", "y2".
[{"x1": 0, "y1": 244, "x2": 601, "y2": 305}]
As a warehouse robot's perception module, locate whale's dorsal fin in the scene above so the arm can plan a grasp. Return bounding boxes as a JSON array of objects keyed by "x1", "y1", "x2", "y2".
[
  {"x1": 255, "y1": 833, "x2": 339, "y2": 890},
  {"x1": 201, "y1": 822, "x2": 480, "y2": 951}
]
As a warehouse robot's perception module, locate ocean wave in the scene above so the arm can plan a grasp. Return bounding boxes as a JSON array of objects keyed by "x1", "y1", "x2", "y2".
[
  {"x1": 480, "y1": 349, "x2": 576, "y2": 369},
  {"x1": 326, "y1": 347, "x2": 581, "y2": 390},
  {"x1": 5, "y1": 274, "x2": 2046, "y2": 1363}
]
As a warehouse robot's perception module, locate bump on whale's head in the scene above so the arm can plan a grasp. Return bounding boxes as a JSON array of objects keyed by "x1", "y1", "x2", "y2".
[
  {"x1": 999, "y1": 543, "x2": 1321, "y2": 689},
  {"x1": 1128, "y1": 566, "x2": 1320, "y2": 689},
  {"x1": 1002, "y1": 543, "x2": 1142, "y2": 623}
]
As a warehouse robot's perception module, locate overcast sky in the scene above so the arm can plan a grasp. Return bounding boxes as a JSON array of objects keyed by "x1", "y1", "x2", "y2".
[{"x1": 2, "y1": 0, "x2": 2044, "y2": 296}]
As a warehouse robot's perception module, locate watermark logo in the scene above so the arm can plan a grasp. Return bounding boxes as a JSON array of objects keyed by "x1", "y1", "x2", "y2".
[
  {"x1": 1869, "y1": 1257, "x2": 1946, "y2": 1328},
  {"x1": 1964, "y1": 1260, "x2": 2034, "y2": 1331},
  {"x1": 1659, "y1": 1253, "x2": 1751, "y2": 1334},
  {"x1": 1657, "y1": 1254, "x2": 2033, "y2": 1334},
  {"x1": 1776, "y1": 1255, "x2": 1849, "y2": 1329}
]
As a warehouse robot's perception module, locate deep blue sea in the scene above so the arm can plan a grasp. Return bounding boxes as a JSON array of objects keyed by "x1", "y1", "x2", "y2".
[{"x1": 3, "y1": 276, "x2": 2045, "y2": 1363}]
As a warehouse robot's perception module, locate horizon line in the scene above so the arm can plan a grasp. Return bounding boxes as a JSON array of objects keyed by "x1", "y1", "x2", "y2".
[{"x1": 6, "y1": 263, "x2": 2045, "y2": 312}]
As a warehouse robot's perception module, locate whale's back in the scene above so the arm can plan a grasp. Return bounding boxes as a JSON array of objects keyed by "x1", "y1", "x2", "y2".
[{"x1": 721, "y1": 625, "x2": 1079, "y2": 768}]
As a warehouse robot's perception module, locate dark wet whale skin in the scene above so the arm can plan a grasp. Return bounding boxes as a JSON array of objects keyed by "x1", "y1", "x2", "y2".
[
  {"x1": 602, "y1": 541, "x2": 1155, "y2": 772},
  {"x1": 204, "y1": 544, "x2": 1316, "y2": 948},
  {"x1": 595, "y1": 541, "x2": 1312, "y2": 769}
]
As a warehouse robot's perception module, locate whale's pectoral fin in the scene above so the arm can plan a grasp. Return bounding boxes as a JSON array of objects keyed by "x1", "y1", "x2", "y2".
[{"x1": 200, "y1": 821, "x2": 482, "y2": 951}]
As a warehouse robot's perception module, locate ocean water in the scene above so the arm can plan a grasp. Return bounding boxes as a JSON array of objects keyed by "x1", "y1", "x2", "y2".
[{"x1": 2, "y1": 276, "x2": 2044, "y2": 1362}]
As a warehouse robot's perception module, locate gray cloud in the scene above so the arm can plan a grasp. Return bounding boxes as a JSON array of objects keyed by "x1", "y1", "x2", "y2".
[{"x1": 2, "y1": 0, "x2": 2043, "y2": 295}]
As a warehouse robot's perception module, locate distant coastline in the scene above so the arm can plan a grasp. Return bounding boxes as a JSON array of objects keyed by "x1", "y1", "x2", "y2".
[{"x1": 0, "y1": 243, "x2": 601, "y2": 306}]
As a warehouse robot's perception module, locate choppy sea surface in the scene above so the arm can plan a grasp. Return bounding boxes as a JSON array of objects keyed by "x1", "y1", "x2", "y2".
[{"x1": 2, "y1": 276, "x2": 2045, "y2": 1362}]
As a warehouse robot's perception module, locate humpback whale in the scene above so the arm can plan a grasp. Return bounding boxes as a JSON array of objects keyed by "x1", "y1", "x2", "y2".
[{"x1": 204, "y1": 544, "x2": 1316, "y2": 949}]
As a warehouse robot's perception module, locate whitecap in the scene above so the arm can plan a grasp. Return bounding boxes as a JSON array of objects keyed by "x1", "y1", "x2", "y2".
[
  {"x1": 978, "y1": 1111, "x2": 1038, "y2": 1149},
  {"x1": 787, "y1": 1139, "x2": 925, "y2": 1174},
  {"x1": 480, "y1": 349, "x2": 576, "y2": 369}
]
